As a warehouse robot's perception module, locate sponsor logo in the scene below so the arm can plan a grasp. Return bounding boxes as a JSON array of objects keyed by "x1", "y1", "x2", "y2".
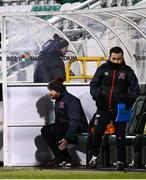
[
  {"x1": 59, "y1": 101, "x2": 65, "y2": 108},
  {"x1": 119, "y1": 72, "x2": 125, "y2": 79}
]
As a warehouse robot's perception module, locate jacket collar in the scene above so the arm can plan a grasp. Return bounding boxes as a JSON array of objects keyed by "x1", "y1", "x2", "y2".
[
  {"x1": 57, "y1": 90, "x2": 67, "y2": 100},
  {"x1": 107, "y1": 60, "x2": 125, "y2": 70}
]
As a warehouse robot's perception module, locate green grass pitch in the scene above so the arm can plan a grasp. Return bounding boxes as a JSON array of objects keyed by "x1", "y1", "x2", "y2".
[{"x1": 0, "y1": 168, "x2": 145, "y2": 179}]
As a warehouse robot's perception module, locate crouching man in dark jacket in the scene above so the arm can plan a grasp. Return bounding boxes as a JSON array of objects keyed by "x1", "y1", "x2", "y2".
[{"x1": 41, "y1": 77, "x2": 88, "y2": 167}]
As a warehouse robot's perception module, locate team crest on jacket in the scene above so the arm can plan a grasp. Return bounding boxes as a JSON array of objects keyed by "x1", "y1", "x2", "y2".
[
  {"x1": 59, "y1": 101, "x2": 65, "y2": 108},
  {"x1": 119, "y1": 72, "x2": 125, "y2": 79}
]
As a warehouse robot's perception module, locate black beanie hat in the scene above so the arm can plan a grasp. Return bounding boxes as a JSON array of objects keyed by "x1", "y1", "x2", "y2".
[
  {"x1": 48, "y1": 77, "x2": 66, "y2": 93},
  {"x1": 53, "y1": 34, "x2": 69, "y2": 49}
]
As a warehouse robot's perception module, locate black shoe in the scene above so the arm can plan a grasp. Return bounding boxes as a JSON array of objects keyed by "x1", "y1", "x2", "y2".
[
  {"x1": 114, "y1": 161, "x2": 125, "y2": 171},
  {"x1": 47, "y1": 158, "x2": 62, "y2": 166}
]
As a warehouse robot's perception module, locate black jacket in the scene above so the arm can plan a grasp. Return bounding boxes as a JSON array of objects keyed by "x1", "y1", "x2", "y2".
[
  {"x1": 90, "y1": 60, "x2": 140, "y2": 111},
  {"x1": 55, "y1": 90, "x2": 88, "y2": 143},
  {"x1": 34, "y1": 46, "x2": 65, "y2": 83}
]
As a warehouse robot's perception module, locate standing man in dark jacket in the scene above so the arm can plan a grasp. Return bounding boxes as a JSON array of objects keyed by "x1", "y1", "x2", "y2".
[
  {"x1": 41, "y1": 77, "x2": 88, "y2": 167},
  {"x1": 34, "y1": 34, "x2": 69, "y2": 83},
  {"x1": 89, "y1": 46, "x2": 140, "y2": 170}
]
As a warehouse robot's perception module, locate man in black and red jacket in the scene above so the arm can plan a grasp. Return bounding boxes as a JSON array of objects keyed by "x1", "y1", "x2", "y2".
[{"x1": 89, "y1": 46, "x2": 140, "y2": 170}]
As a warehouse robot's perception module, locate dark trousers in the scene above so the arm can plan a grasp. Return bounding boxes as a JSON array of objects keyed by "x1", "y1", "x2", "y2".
[
  {"x1": 89, "y1": 110, "x2": 126, "y2": 164},
  {"x1": 41, "y1": 123, "x2": 70, "y2": 161}
]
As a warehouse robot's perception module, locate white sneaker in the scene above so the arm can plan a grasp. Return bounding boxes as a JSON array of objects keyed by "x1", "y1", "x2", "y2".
[
  {"x1": 64, "y1": 162, "x2": 72, "y2": 168},
  {"x1": 58, "y1": 161, "x2": 68, "y2": 167},
  {"x1": 113, "y1": 161, "x2": 125, "y2": 171},
  {"x1": 89, "y1": 156, "x2": 99, "y2": 168},
  {"x1": 58, "y1": 161, "x2": 72, "y2": 168},
  {"x1": 129, "y1": 160, "x2": 134, "y2": 167}
]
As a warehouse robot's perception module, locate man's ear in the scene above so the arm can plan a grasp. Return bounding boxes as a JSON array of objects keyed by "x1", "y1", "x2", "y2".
[{"x1": 57, "y1": 92, "x2": 60, "y2": 97}]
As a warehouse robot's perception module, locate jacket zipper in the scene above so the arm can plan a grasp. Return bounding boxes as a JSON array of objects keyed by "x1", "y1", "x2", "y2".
[{"x1": 109, "y1": 70, "x2": 116, "y2": 109}]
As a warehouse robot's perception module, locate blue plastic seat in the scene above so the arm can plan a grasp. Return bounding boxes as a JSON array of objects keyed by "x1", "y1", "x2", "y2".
[{"x1": 116, "y1": 103, "x2": 132, "y2": 122}]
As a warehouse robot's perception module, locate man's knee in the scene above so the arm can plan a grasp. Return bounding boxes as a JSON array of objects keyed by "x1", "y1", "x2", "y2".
[{"x1": 41, "y1": 126, "x2": 51, "y2": 137}]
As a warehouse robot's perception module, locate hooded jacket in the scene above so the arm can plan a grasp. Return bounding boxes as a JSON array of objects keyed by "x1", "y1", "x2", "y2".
[
  {"x1": 34, "y1": 45, "x2": 66, "y2": 83},
  {"x1": 55, "y1": 90, "x2": 88, "y2": 143},
  {"x1": 90, "y1": 60, "x2": 140, "y2": 111}
]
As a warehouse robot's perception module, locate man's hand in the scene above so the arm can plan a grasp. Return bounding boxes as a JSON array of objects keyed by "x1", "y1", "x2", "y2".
[{"x1": 58, "y1": 138, "x2": 68, "y2": 150}]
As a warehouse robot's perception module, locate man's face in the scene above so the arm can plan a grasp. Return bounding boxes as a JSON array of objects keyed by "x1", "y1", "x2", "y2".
[
  {"x1": 48, "y1": 89, "x2": 60, "y2": 99},
  {"x1": 60, "y1": 46, "x2": 68, "y2": 56},
  {"x1": 109, "y1": 52, "x2": 124, "y2": 64}
]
